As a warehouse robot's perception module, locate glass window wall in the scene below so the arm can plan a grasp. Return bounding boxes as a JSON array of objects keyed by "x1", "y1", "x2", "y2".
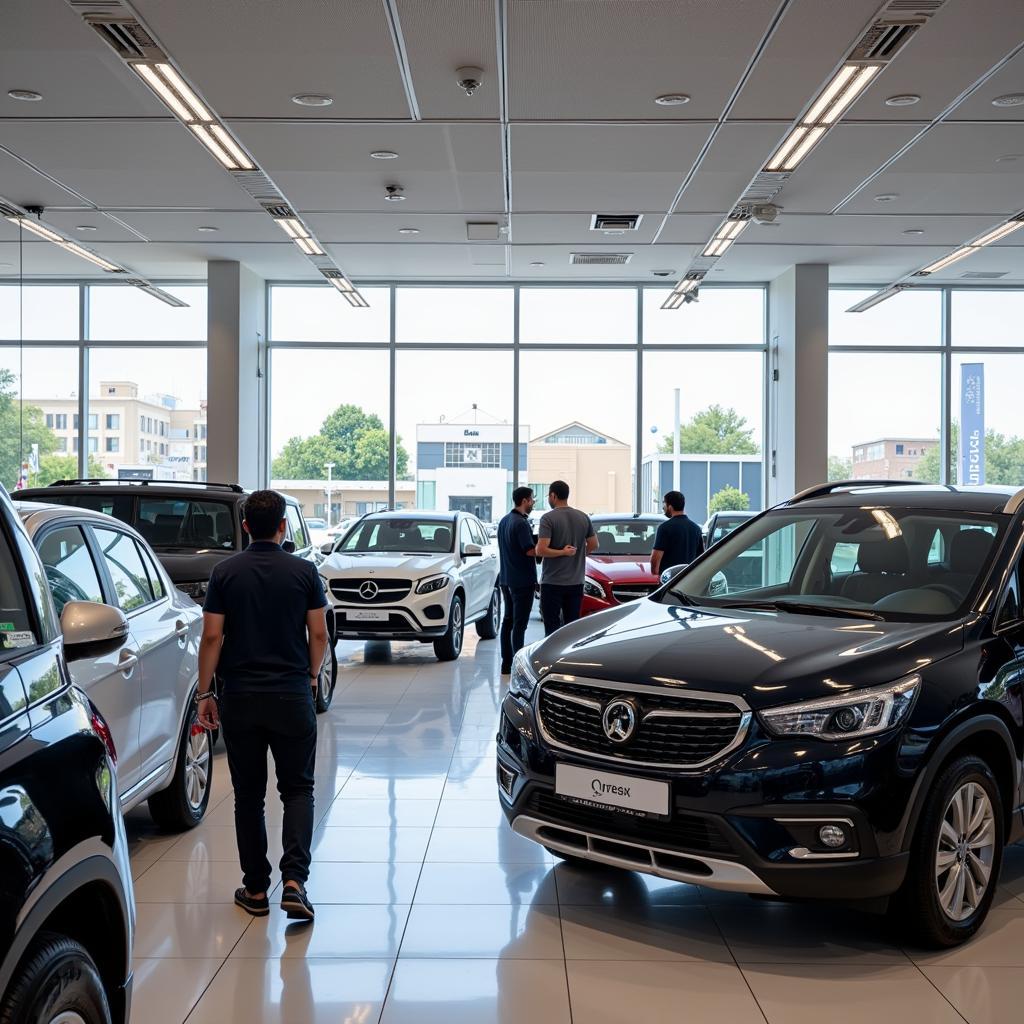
[{"x1": 519, "y1": 288, "x2": 635, "y2": 345}]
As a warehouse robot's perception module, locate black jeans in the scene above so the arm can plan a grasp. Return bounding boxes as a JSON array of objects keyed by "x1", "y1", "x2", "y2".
[
  {"x1": 219, "y1": 690, "x2": 317, "y2": 893},
  {"x1": 500, "y1": 585, "x2": 535, "y2": 666},
  {"x1": 540, "y1": 583, "x2": 584, "y2": 636}
]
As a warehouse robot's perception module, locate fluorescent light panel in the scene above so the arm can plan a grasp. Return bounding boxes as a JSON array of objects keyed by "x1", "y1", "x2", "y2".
[
  {"x1": 8, "y1": 216, "x2": 123, "y2": 272},
  {"x1": 154, "y1": 63, "x2": 211, "y2": 121},
  {"x1": 10, "y1": 217, "x2": 64, "y2": 243},
  {"x1": 189, "y1": 124, "x2": 240, "y2": 169},
  {"x1": 701, "y1": 218, "x2": 748, "y2": 257},
  {"x1": 846, "y1": 285, "x2": 904, "y2": 313},
  {"x1": 972, "y1": 219, "x2": 1024, "y2": 247},
  {"x1": 920, "y1": 246, "x2": 980, "y2": 275}
]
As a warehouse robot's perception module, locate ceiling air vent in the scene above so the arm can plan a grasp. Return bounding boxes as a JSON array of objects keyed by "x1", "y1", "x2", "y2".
[
  {"x1": 261, "y1": 203, "x2": 295, "y2": 220},
  {"x1": 960, "y1": 271, "x2": 1007, "y2": 279},
  {"x1": 570, "y1": 252, "x2": 633, "y2": 266},
  {"x1": 591, "y1": 214, "x2": 642, "y2": 233},
  {"x1": 83, "y1": 16, "x2": 161, "y2": 60}
]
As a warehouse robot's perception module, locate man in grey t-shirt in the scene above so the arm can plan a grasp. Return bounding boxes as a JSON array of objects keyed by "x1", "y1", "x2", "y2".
[{"x1": 536, "y1": 480, "x2": 597, "y2": 636}]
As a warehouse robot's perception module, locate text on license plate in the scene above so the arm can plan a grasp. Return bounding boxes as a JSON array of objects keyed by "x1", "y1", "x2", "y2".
[
  {"x1": 345, "y1": 610, "x2": 389, "y2": 622},
  {"x1": 555, "y1": 763, "x2": 669, "y2": 816}
]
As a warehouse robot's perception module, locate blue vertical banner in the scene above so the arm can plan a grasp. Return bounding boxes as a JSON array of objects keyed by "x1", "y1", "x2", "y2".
[{"x1": 960, "y1": 363, "x2": 985, "y2": 486}]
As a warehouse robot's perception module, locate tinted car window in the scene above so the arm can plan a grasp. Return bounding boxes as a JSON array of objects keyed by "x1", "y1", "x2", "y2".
[
  {"x1": 138, "y1": 544, "x2": 166, "y2": 600},
  {"x1": 592, "y1": 519, "x2": 659, "y2": 555},
  {"x1": 136, "y1": 498, "x2": 236, "y2": 550},
  {"x1": 341, "y1": 519, "x2": 455, "y2": 554},
  {"x1": 37, "y1": 525, "x2": 105, "y2": 615},
  {"x1": 53, "y1": 493, "x2": 134, "y2": 524},
  {"x1": 0, "y1": 528, "x2": 35, "y2": 657},
  {"x1": 286, "y1": 504, "x2": 308, "y2": 550},
  {"x1": 94, "y1": 528, "x2": 153, "y2": 611}
]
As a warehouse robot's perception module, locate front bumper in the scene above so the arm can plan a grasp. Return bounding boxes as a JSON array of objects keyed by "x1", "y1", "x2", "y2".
[
  {"x1": 326, "y1": 583, "x2": 452, "y2": 641},
  {"x1": 496, "y1": 692, "x2": 914, "y2": 900}
]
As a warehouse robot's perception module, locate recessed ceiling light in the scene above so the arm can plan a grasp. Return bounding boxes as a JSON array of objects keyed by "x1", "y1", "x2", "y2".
[
  {"x1": 371, "y1": 150, "x2": 399, "y2": 160},
  {"x1": 398, "y1": 227, "x2": 419, "y2": 235},
  {"x1": 384, "y1": 185, "x2": 405, "y2": 202},
  {"x1": 291, "y1": 93, "x2": 333, "y2": 107},
  {"x1": 197, "y1": 225, "x2": 219, "y2": 232},
  {"x1": 996, "y1": 154, "x2": 1022, "y2": 163},
  {"x1": 885, "y1": 94, "x2": 920, "y2": 106},
  {"x1": 529, "y1": 261, "x2": 545, "y2": 267},
  {"x1": 652, "y1": 269, "x2": 675, "y2": 277},
  {"x1": 654, "y1": 93, "x2": 690, "y2": 106},
  {"x1": 992, "y1": 93, "x2": 1024, "y2": 107},
  {"x1": 75, "y1": 225, "x2": 98, "y2": 232},
  {"x1": 903, "y1": 228, "x2": 925, "y2": 235},
  {"x1": 8, "y1": 89, "x2": 42, "y2": 101},
  {"x1": 874, "y1": 193, "x2": 899, "y2": 203}
]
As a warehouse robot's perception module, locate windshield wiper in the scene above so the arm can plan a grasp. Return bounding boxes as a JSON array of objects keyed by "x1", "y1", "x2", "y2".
[{"x1": 716, "y1": 599, "x2": 883, "y2": 621}]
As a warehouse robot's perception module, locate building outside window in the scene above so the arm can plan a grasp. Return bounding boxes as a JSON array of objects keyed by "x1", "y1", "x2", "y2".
[
  {"x1": 106, "y1": 437, "x2": 119, "y2": 453},
  {"x1": 106, "y1": 413, "x2": 120, "y2": 429}
]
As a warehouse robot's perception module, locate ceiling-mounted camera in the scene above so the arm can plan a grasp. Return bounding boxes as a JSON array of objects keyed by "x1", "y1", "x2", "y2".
[
  {"x1": 751, "y1": 203, "x2": 779, "y2": 225},
  {"x1": 455, "y1": 66, "x2": 484, "y2": 97}
]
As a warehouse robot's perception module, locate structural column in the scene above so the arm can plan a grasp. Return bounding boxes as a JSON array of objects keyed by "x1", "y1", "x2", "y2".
[
  {"x1": 767, "y1": 264, "x2": 828, "y2": 504},
  {"x1": 206, "y1": 260, "x2": 265, "y2": 488}
]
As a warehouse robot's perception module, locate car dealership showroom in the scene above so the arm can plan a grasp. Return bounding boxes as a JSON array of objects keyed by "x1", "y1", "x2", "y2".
[{"x1": 4, "y1": 1, "x2": 1024, "y2": 1022}]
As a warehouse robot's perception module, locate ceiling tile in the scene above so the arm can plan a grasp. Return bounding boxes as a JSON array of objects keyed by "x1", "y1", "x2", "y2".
[{"x1": 951, "y1": 46, "x2": 1024, "y2": 120}]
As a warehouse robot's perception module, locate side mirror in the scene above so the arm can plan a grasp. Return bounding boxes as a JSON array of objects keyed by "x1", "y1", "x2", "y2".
[
  {"x1": 463, "y1": 543, "x2": 483, "y2": 557},
  {"x1": 282, "y1": 539, "x2": 297, "y2": 554},
  {"x1": 61, "y1": 601, "x2": 128, "y2": 659},
  {"x1": 320, "y1": 540, "x2": 335, "y2": 555},
  {"x1": 659, "y1": 563, "x2": 688, "y2": 585}
]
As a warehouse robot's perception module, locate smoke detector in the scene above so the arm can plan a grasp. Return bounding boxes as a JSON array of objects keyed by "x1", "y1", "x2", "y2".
[
  {"x1": 455, "y1": 66, "x2": 484, "y2": 97},
  {"x1": 384, "y1": 185, "x2": 406, "y2": 202}
]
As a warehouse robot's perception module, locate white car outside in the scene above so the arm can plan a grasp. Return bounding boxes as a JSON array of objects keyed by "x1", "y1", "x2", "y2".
[{"x1": 318, "y1": 510, "x2": 501, "y2": 661}]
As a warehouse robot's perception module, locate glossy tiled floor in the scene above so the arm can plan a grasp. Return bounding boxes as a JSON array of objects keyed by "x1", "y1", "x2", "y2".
[{"x1": 126, "y1": 618, "x2": 1024, "y2": 1023}]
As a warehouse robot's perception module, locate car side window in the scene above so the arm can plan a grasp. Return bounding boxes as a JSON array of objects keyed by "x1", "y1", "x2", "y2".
[
  {"x1": 138, "y1": 545, "x2": 166, "y2": 600},
  {"x1": 93, "y1": 527, "x2": 154, "y2": 612},
  {"x1": 469, "y1": 520, "x2": 487, "y2": 547},
  {"x1": 996, "y1": 558, "x2": 1023, "y2": 629},
  {"x1": 36, "y1": 526, "x2": 105, "y2": 616},
  {"x1": 460, "y1": 519, "x2": 474, "y2": 553},
  {"x1": 286, "y1": 505, "x2": 309, "y2": 550}
]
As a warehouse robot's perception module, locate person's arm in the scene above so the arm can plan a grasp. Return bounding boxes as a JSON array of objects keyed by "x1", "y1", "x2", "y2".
[
  {"x1": 651, "y1": 549, "x2": 664, "y2": 577},
  {"x1": 306, "y1": 607, "x2": 328, "y2": 690},
  {"x1": 584, "y1": 517, "x2": 598, "y2": 554},
  {"x1": 516, "y1": 519, "x2": 536, "y2": 558},
  {"x1": 694, "y1": 524, "x2": 706, "y2": 557},
  {"x1": 196, "y1": 612, "x2": 224, "y2": 731},
  {"x1": 536, "y1": 537, "x2": 577, "y2": 558}
]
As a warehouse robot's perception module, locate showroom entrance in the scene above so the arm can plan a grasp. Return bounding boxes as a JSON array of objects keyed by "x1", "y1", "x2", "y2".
[{"x1": 449, "y1": 495, "x2": 492, "y2": 520}]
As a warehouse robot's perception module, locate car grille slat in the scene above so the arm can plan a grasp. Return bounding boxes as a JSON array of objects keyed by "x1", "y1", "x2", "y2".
[
  {"x1": 538, "y1": 681, "x2": 745, "y2": 768},
  {"x1": 330, "y1": 577, "x2": 412, "y2": 604},
  {"x1": 611, "y1": 584, "x2": 655, "y2": 602}
]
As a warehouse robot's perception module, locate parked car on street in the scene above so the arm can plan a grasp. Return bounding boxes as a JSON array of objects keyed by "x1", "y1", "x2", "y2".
[
  {"x1": 581, "y1": 514, "x2": 664, "y2": 617},
  {"x1": 16, "y1": 479, "x2": 338, "y2": 712},
  {"x1": 702, "y1": 509, "x2": 755, "y2": 547},
  {"x1": 498, "y1": 481, "x2": 1024, "y2": 948},
  {"x1": 0, "y1": 486, "x2": 134, "y2": 1024},
  {"x1": 702, "y1": 510, "x2": 760, "y2": 589},
  {"x1": 319, "y1": 510, "x2": 500, "y2": 661},
  {"x1": 16, "y1": 501, "x2": 210, "y2": 831}
]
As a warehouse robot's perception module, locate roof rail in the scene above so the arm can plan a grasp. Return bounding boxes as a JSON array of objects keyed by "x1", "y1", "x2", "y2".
[
  {"x1": 1005, "y1": 488, "x2": 1024, "y2": 515},
  {"x1": 48, "y1": 478, "x2": 245, "y2": 493},
  {"x1": 787, "y1": 479, "x2": 932, "y2": 505}
]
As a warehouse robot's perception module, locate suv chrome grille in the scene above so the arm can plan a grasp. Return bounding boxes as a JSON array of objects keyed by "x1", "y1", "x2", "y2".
[
  {"x1": 330, "y1": 578, "x2": 412, "y2": 604},
  {"x1": 537, "y1": 678, "x2": 748, "y2": 769},
  {"x1": 610, "y1": 584, "x2": 655, "y2": 602}
]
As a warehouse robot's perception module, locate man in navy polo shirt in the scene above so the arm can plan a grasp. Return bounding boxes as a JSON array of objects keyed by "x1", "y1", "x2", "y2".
[
  {"x1": 196, "y1": 489, "x2": 328, "y2": 923},
  {"x1": 497, "y1": 486, "x2": 537, "y2": 674}
]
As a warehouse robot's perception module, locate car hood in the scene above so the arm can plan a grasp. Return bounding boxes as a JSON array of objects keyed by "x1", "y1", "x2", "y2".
[
  {"x1": 322, "y1": 551, "x2": 456, "y2": 577},
  {"x1": 531, "y1": 597, "x2": 964, "y2": 711},
  {"x1": 586, "y1": 555, "x2": 656, "y2": 583}
]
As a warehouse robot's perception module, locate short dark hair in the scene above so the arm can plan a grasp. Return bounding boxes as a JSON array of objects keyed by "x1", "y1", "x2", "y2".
[
  {"x1": 549, "y1": 480, "x2": 570, "y2": 502},
  {"x1": 512, "y1": 486, "x2": 534, "y2": 507},
  {"x1": 243, "y1": 489, "x2": 287, "y2": 540},
  {"x1": 663, "y1": 490, "x2": 685, "y2": 512}
]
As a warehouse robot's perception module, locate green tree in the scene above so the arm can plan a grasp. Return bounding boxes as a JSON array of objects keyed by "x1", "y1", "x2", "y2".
[
  {"x1": 708, "y1": 485, "x2": 750, "y2": 515},
  {"x1": 659, "y1": 405, "x2": 759, "y2": 456},
  {"x1": 271, "y1": 403, "x2": 409, "y2": 480},
  {"x1": 0, "y1": 368, "x2": 58, "y2": 488},
  {"x1": 828, "y1": 455, "x2": 853, "y2": 481},
  {"x1": 914, "y1": 423, "x2": 1024, "y2": 486},
  {"x1": 33, "y1": 454, "x2": 109, "y2": 487}
]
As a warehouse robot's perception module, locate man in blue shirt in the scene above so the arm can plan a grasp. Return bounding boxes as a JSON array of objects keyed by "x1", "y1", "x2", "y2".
[
  {"x1": 497, "y1": 486, "x2": 537, "y2": 674},
  {"x1": 196, "y1": 490, "x2": 328, "y2": 923},
  {"x1": 651, "y1": 490, "x2": 704, "y2": 577}
]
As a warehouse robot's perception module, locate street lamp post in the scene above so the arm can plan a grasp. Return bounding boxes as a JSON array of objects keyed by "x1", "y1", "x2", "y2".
[{"x1": 324, "y1": 462, "x2": 335, "y2": 529}]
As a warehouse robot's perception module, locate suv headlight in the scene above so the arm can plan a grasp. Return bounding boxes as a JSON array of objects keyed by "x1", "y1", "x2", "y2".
[
  {"x1": 177, "y1": 580, "x2": 208, "y2": 600},
  {"x1": 760, "y1": 674, "x2": 920, "y2": 741},
  {"x1": 583, "y1": 575, "x2": 605, "y2": 599},
  {"x1": 416, "y1": 574, "x2": 450, "y2": 595},
  {"x1": 319, "y1": 575, "x2": 333, "y2": 599},
  {"x1": 510, "y1": 642, "x2": 541, "y2": 700}
]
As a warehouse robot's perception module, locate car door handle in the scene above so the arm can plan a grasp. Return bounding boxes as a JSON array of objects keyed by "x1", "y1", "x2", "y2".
[
  {"x1": 174, "y1": 622, "x2": 189, "y2": 639},
  {"x1": 118, "y1": 652, "x2": 139, "y2": 674}
]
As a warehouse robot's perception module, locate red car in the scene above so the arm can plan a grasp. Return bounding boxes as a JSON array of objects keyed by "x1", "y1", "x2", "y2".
[{"x1": 581, "y1": 513, "x2": 664, "y2": 616}]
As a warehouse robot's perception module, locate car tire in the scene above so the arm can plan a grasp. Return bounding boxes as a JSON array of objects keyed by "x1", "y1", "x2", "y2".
[
  {"x1": 890, "y1": 755, "x2": 1003, "y2": 948},
  {"x1": 475, "y1": 586, "x2": 500, "y2": 640},
  {"x1": 315, "y1": 638, "x2": 338, "y2": 713},
  {"x1": 148, "y1": 701, "x2": 213, "y2": 831},
  {"x1": 433, "y1": 595, "x2": 464, "y2": 662},
  {"x1": 0, "y1": 932, "x2": 111, "y2": 1024}
]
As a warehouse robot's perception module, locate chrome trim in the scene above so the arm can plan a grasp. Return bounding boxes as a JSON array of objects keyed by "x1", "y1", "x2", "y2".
[
  {"x1": 512, "y1": 814, "x2": 775, "y2": 895},
  {"x1": 536, "y1": 674, "x2": 751, "y2": 771},
  {"x1": 774, "y1": 817, "x2": 856, "y2": 826},
  {"x1": 1005, "y1": 487, "x2": 1024, "y2": 514},
  {"x1": 544, "y1": 687, "x2": 603, "y2": 711},
  {"x1": 644, "y1": 708, "x2": 744, "y2": 721},
  {"x1": 788, "y1": 847, "x2": 859, "y2": 860}
]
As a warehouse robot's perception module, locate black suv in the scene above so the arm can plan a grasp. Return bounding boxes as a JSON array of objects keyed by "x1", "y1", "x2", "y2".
[
  {"x1": 497, "y1": 482, "x2": 1024, "y2": 947},
  {"x1": 0, "y1": 486, "x2": 133, "y2": 1024},
  {"x1": 17, "y1": 479, "x2": 337, "y2": 711}
]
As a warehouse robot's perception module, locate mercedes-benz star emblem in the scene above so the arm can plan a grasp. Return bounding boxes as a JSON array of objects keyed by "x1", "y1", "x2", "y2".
[
  {"x1": 602, "y1": 699, "x2": 637, "y2": 744},
  {"x1": 358, "y1": 580, "x2": 379, "y2": 600}
]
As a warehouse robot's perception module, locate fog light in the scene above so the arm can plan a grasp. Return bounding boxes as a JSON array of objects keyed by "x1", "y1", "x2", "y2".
[
  {"x1": 818, "y1": 824, "x2": 847, "y2": 848},
  {"x1": 497, "y1": 762, "x2": 516, "y2": 797}
]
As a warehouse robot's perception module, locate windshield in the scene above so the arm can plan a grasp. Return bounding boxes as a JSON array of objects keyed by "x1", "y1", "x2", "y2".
[
  {"x1": 666, "y1": 506, "x2": 1005, "y2": 622},
  {"x1": 135, "y1": 498, "x2": 236, "y2": 550},
  {"x1": 340, "y1": 518, "x2": 455, "y2": 554},
  {"x1": 592, "y1": 519, "x2": 659, "y2": 557}
]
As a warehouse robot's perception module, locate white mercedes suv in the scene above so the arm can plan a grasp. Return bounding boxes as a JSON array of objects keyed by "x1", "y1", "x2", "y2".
[{"x1": 319, "y1": 510, "x2": 501, "y2": 661}]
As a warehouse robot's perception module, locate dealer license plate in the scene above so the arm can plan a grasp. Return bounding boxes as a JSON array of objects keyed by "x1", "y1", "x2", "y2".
[
  {"x1": 555, "y1": 763, "x2": 669, "y2": 816},
  {"x1": 345, "y1": 609, "x2": 389, "y2": 622}
]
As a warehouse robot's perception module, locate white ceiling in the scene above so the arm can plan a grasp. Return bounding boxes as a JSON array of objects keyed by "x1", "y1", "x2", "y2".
[{"x1": 1, "y1": 0, "x2": 1023, "y2": 286}]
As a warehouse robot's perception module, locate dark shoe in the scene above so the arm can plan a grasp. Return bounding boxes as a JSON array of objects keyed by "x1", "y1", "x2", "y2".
[
  {"x1": 501, "y1": 664, "x2": 512, "y2": 675},
  {"x1": 281, "y1": 883, "x2": 314, "y2": 921},
  {"x1": 234, "y1": 887, "x2": 269, "y2": 917}
]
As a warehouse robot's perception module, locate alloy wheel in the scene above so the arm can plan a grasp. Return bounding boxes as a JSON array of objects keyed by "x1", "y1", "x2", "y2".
[
  {"x1": 452, "y1": 601, "x2": 463, "y2": 654},
  {"x1": 184, "y1": 723, "x2": 211, "y2": 811},
  {"x1": 935, "y1": 781, "x2": 995, "y2": 922},
  {"x1": 491, "y1": 590, "x2": 500, "y2": 633},
  {"x1": 50, "y1": 1014, "x2": 88, "y2": 1024}
]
